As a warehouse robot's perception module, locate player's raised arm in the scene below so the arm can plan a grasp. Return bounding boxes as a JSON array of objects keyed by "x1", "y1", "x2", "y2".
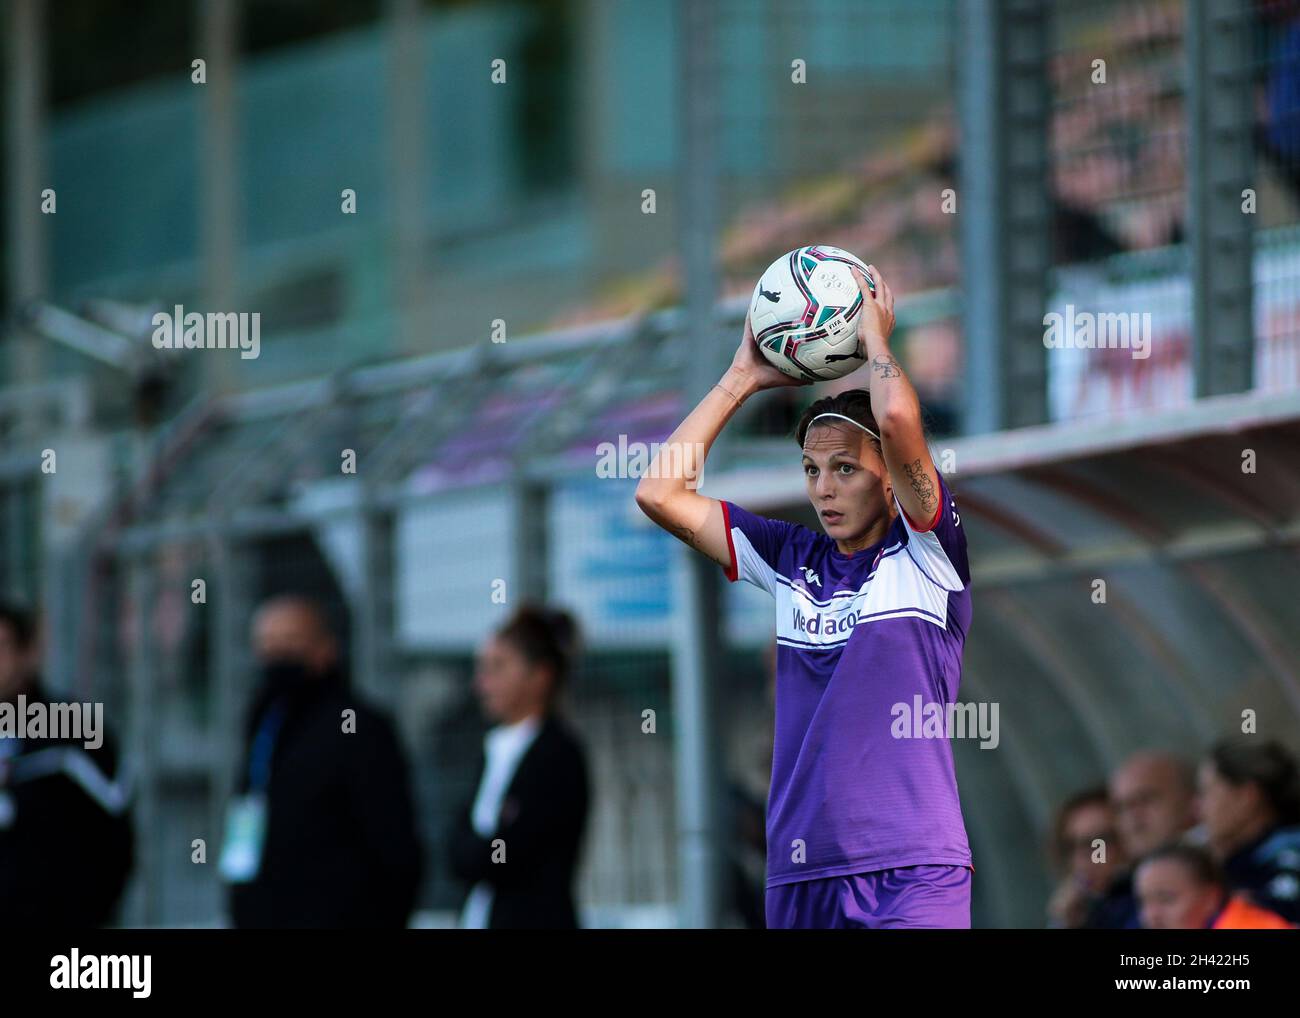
[
  {"x1": 850, "y1": 265, "x2": 942, "y2": 529},
  {"x1": 634, "y1": 314, "x2": 807, "y2": 566}
]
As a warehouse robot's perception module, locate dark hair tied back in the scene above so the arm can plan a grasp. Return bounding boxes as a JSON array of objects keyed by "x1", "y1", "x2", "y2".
[
  {"x1": 1209, "y1": 739, "x2": 1300, "y2": 825},
  {"x1": 794, "y1": 389, "x2": 882, "y2": 451},
  {"x1": 497, "y1": 603, "x2": 582, "y2": 692}
]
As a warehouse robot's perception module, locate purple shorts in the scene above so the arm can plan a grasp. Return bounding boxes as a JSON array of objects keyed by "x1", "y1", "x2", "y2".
[{"x1": 765, "y1": 864, "x2": 973, "y2": 929}]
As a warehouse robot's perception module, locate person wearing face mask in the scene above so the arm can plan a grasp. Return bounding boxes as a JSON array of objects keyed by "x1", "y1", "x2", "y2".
[
  {"x1": 222, "y1": 595, "x2": 422, "y2": 928},
  {"x1": 450, "y1": 604, "x2": 590, "y2": 929}
]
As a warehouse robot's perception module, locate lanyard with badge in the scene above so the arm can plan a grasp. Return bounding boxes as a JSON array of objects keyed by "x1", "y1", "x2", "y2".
[{"x1": 218, "y1": 701, "x2": 287, "y2": 883}]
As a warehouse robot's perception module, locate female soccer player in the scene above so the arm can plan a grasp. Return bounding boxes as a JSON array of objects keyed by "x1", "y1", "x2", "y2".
[{"x1": 635, "y1": 265, "x2": 973, "y2": 928}]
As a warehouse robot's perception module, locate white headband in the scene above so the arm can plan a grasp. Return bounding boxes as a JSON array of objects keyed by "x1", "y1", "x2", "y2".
[{"x1": 805, "y1": 412, "x2": 881, "y2": 442}]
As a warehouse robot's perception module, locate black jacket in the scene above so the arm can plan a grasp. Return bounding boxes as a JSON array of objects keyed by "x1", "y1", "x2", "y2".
[
  {"x1": 227, "y1": 671, "x2": 422, "y2": 928},
  {"x1": 0, "y1": 682, "x2": 134, "y2": 928},
  {"x1": 1082, "y1": 870, "x2": 1141, "y2": 929},
  {"x1": 1223, "y1": 823, "x2": 1300, "y2": 923},
  {"x1": 450, "y1": 714, "x2": 589, "y2": 929}
]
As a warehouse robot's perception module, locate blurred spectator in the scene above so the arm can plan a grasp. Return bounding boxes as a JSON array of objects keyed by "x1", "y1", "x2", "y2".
[
  {"x1": 1110, "y1": 750, "x2": 1197, "y2": 859},
  {"x1": 896, "y1": 320, "x2": 961, "y2": 437},
  {"x1": 1047, "y1": 788, "x2": 1138, "y2": 929},
  {"x1": 1257, "y1": 0, "x2": 1300, "y2": 195},
  {"x1": 1198, "y1": 738, "x2": 1300, "y2": 923},
  {"x1": 0, "y1": 601, "x2": 133, "y2": 928},
  {"x1": 1136, "y1": 842, "x2": 1296, "y2": 930},
  {"x1": 222, "y1": 596, "x2": 421, "y2": 928},
  {"x1": 450, "y1": 604, "x2": 589, "y2": 929}
]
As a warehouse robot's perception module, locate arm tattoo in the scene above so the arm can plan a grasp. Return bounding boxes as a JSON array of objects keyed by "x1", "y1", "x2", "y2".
[
  {"x1": 902, "y1": 458, "x2": 939, "y2": 515},
  {"x1": 669, "y1": 523, "x2": 697, "y2": 549},
  {"x1": 871, "y1": 354, "x2": 902, "y2": 378}
]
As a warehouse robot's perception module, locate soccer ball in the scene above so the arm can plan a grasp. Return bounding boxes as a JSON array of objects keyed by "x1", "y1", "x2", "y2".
[{"x1": 749, "y1": 245, "x2": 875, "y2": 382}]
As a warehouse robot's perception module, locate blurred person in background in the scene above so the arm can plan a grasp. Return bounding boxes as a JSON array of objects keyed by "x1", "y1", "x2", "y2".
[
  {"x1": 1135, "y1": 842, "x2": 1296, "y2": 930},
  {"x1": 1198, "y1": 738, "x2": 1300, "y2": 923},
  {"x1": 1256, "y1": 0, "x2": 1300, "y2": 203},
  {"x1": 0, "y1": 601, "x2": 133, "y2": 928},
  {"x1": 1110, "y1": 750, "x2": 1198, "y2": 860},
  {"x1": 1046, "y1": 788, "x2": 1137, "y2": 929},
  {"x1": 450, "y1": 605, "x2": 590, "y2": 929},
  {"x1": 222, "y1": 595, "x2": 421, "y2": 928}
]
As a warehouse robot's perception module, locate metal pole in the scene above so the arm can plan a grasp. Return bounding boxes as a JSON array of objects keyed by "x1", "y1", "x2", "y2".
[
  {"x1": 388, "y1": 0, "x2": 430, "y2": 356},
  {"x1": 674, "y1": 0, "x2": 725, "y2": 929},
  {"x1": 125, "y1": 557, "x2": 160, "y2": 925},
  {"x1": 6, "y1": 484, "x2": 28, "y2": 598},
  {"x1": 353, "y1": 507, "x2": 397, "y2": 709},
  {"x1": 959, "y1": 0, "x2": 1050, "y2": 434},
  {"x1": 4, "y1": 0, "x2": 46, "y2": 419},
  {"x1": 199, "y1": 0, "x2": 240, "y2": 393},
  {"x1": 208, "y1": 533, "x2": 252, "y2": 874},
  {"x1": 510, "y1": 479, "x2": 550, "y2": 605},
  {"x1": 1186, "y1": 0, "x2": 1255, "y2": 397}
]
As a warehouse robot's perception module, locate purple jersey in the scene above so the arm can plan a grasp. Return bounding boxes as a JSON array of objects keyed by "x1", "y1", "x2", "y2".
[{"x1": 722, "y1": 472, "x2": 973, "y2": 887}]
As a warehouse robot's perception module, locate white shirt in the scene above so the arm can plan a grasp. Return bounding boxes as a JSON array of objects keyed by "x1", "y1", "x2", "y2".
[{"x1": 459, "y1": 714, "x2": 542, "y2": 929}]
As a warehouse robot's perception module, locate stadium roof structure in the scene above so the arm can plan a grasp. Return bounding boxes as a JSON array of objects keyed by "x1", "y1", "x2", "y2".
[
  {"x1": 99, "y1": 281, "x2": 976, "y2": 553},
  {"x1": 102, "y1": 307, "x2": 695, "y2": 550}
]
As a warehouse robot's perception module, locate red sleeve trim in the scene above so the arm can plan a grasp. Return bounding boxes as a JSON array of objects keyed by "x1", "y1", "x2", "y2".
[
  {"x1": 902, "y1": 498, "x2": 944, "y2": 533},
  {"x1": 721, "y1": 501, "x2": 739, "y2": 582}
]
